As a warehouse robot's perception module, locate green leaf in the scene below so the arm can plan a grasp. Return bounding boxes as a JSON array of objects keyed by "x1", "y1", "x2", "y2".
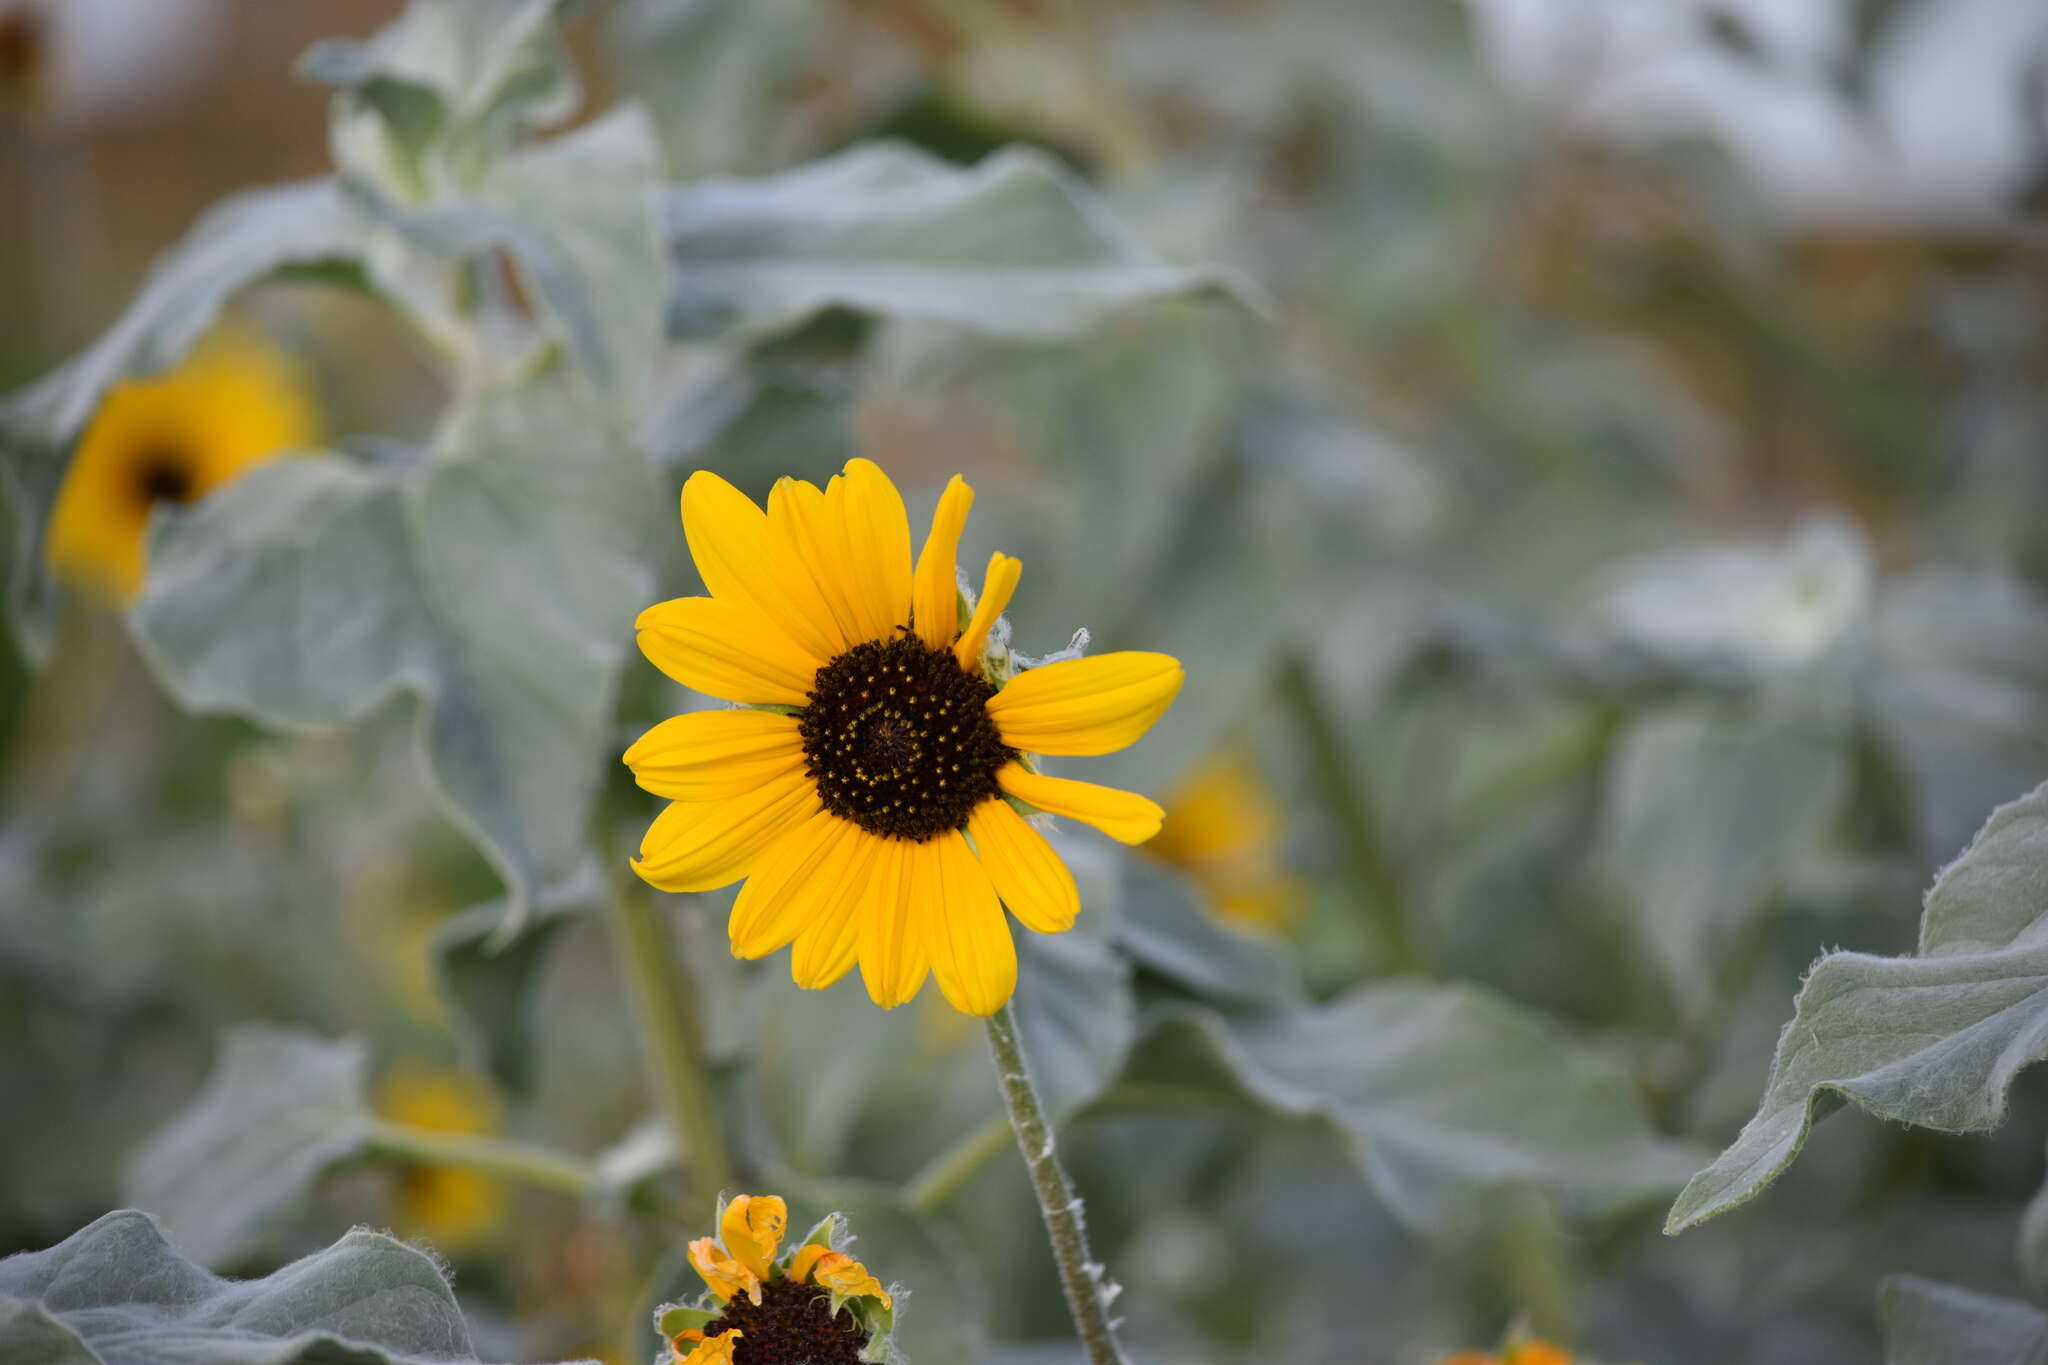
[
  {"x1": 663, "y1": 142, "x2": 1248, "y2": 342},
  {"x1": 1592, "y1": 518, "x2": 1874, "y2": 684},
  {"x1": 1598, "y1": 702, "x2": 1851, "y2": 1012},
  {"x1": 130, "y1": 379, "x2": 662, "y2": 928},
  {"x1": 0, "y1": 179, "x2": 371, "y2": 650},
  {"x1": 0, "y1": 1209, "x2": 567, "y2": 1364},
  {"x1": 1869, "y1": 570, "x2": 2048, "y2": 857},
  {"x1": 124, "y1": 1028, "x2": 371, "y2": 1270},
  {"x1": 1878, "y1": 1275, "x2": 2048, "y2": 1365},
  {"x1": 1111, "y1": 848, "x2": 1301, "y2": 1008},
  {"x1": 301, "y1": 0, "x2": 576, "y2": 203},
  {"x1": 1666, "y1": 779, "x2": 2048, "y2": 1233},
  {"x1": 1108, "y1": 986, "x2": 1699, "y2": 1234},
  {"x1": 1011, "y1": 913, "x2": 1134, "y2": 1125},
  {"x1": 609, "y1": 0, "x2": 822, "y2": 179},
  {"x1": 431, "y1": 870, "x2": 596, "y2": 1093}
]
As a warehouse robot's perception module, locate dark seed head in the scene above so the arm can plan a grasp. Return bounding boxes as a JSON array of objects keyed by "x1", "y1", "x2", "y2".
[
  {"x1": 703, "y1": 1276, "x2": 869, "y2": 1365},
  {"x1": 132, "y1": 447, "x2": 197, "y2": 506},
  {"x1": 799, "y1": 634, "x2": 1011, "y2": 841}
]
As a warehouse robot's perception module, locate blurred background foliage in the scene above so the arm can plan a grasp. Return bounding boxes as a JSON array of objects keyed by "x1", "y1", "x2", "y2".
[{"x1": 3, "y1": 2, "x2": 2048, "y2": 1363}]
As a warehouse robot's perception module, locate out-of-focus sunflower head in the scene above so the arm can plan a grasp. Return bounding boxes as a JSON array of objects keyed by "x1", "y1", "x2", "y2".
[
  {"x1": 373, "y1": 1062, "x2": 505, "y2": 1256},
  {"x1": 1147, "y1": 750, "x2": 1304, "y2": 929},
  {"x1": 45, "y1": 327, "x2": 319, "y2": 601}
]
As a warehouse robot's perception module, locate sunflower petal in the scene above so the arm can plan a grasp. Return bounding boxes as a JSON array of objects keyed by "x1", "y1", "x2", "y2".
[
  {"x1": 624, "y1": 710, "x2": 805, "y2": 801},
  {"x1": 835, "y1": 458, "x2": 913, "y2": 642},
  {"x1": 634, "y1": 772, "x2": 819, "y2": 892},
  {"x1": 998, "y1": 764, "x2": 1165, "y2": 845},
  {"x1": 987, "y1": 651, "x2": 1184, "y2": 756},
  {"x1": 769, "y1": 477, "x2": 867, "y2": 648},
  {"x1": 636, "y1": 597, "x2": 820, "y2": 707},
  {"x1": 719, "y1": 1194, "x2": 786, "y2": 1283},
  {"x1": 788, "y1": 830, "x2": 873, "y2": 990},
  {"x1": 922, "y1": 829, "x2": 1017, "y2": 1016},
  {"x1": 681, "y1": 471, "x2": 846, "y2": 662},
  {"x1": 729, "y1": 810, "x2": 863, "y2": 958},
  {"x1": 967, "y1": 799, "x2": 1080, "y2": 934},
  {"x1": 688, "y1": 1237, "x2": 758, "y2": 1303},
  {"x1": 954, "y1": 552, "x2": 1021, "y2": 674},
  {"x1": 857, "y1": 837, "x2": 926, "y2": 1009},
  {"x1": 912, "y1": 475, "x2": 974, "y2": 649}
]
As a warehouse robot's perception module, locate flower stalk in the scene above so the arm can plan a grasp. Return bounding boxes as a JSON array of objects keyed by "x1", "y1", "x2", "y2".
[
  {"x1": 984, "y1": 1003, "x2": 1128, "y2": 1365},
  {"x1": 604, "y1": 853, "x2": 737, "y2": 1214},
  {"x1": 362, "y1": 1122, "x2": 596, "y2": 1198}
]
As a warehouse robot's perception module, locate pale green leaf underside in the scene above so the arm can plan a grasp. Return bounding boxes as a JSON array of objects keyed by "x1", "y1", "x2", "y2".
[
  {"x1": 1114, "y1": 984, "x2": 1700, "y2": 1233},
  {"x1": 1667, "y1": 779, "x2": 2048, "y2": 1233},
  {"x1": 663, "y1": 141, "x2": 1252, "y2": 342},
  {"x1": 0, "y1": 1209, "x2": 577, "y2": 1364},
  {"x1": 123, "y1": 1029, "x2": 371, "y2": 1270},
  {"x1": 130, "y1": 380, "x2": 661, "y2": 933},
  {"x1": 1878, "y1": 1275, "x2": 2048, "y2": 1365}
]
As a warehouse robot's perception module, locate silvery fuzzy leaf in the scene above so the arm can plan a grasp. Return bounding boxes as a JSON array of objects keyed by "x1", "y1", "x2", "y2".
[
  {"x1": 1589, "y1": 517, "x2": 1875, "y2": 685},
  {"x1": 608, "y1": 0, "x2": 824, "y2": 179},
  {"x1": 1108, "y1": 986, "x2": 1700, "y2": 1236},
  {"x1": 0, "y1": 1208, "x2": 568, "y2": 1364},
  {"x1": 130, "y1": 379, "x2": 663, "y2": 930},
  {"x1": 1878, "y1": 1275, "x2": 2048, "y2": 1365},
  {"x1": 1011, "y1": 911, "x2": 1135, "y2": 1125},
  {"x1": 1598, "y1": 701, "x2": 1853, "y2": 1014},
  {"x1": 1666, "y1": 779, "x2": 2048, "y2": 1233},
  {"x1": 124, "y1": 1028, "x2": 371, "y2": 1270},
  {"x1": 1869, "y1": 570, "x2": 2048, "y2": 858},
  {"x1": 301, "y1": 0, "x2": 577, "y2": 204},
  {"x1": 432, "y1": 867, "x2": 599, "y2": 1094},
  {"x1": 663, "y1": 141, "x2": 1248, "y2": 342},
  {"x1": 0, "y1": 179, "x2": 373, "y2": 653},
  {"x1": 1111, "y1": 851, "x2": 1300, "y2": 1009}
]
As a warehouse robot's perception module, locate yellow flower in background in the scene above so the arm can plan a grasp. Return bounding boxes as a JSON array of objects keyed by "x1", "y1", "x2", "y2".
[
  {"x1": 625, "y1": 458, "x2": 1183, "y2": 1016},
  {"x1": 45, "y1": 329, "x2": 319, "y2": 600},
  {"x1": 373, "y1": 1064, "x2": 505, "y2": 1256},
  {"x1": 666, "y1": 1193, "x2": 893, "y2": 1365},
  {"x1": 1148, "y1": 750, "x2": 1303, "y2": 928},
  {"x1": 1443, "y1": 1338, "x2": 1574, "y2": 1365}
]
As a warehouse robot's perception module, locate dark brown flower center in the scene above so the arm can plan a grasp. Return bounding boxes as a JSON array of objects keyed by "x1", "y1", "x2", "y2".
[
  {"x1": 132, "y1": 447, "x2": 198, "y2": 506},
  {"x1": 799, "y1": 634, "x2": 1011, "y2": 841},
  {"x1": 703, "y1": 1277, "x2": 868, "y2": 1364}
]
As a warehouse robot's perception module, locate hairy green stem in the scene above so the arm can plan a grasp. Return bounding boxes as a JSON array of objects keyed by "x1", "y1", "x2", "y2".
[
  {"x1": 903, "y1": 1110, "x2": 1013, "y2": 1214},
  {"x1": 363, "y1": 1122, "x2": 596, "y2": 1198},
  {"x1": 604, "y1": 858, "x2": 736, "y2": 1215},
  {"x1": 985, "y1": 1004, "x2": 1128, "y2": 1365}
]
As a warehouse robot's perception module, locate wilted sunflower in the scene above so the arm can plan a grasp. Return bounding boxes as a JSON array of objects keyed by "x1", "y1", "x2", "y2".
[
  {"x1": 45, "y1": 330, "x2": 318, "y2": 600},
  {"x1": 372, "y1": 1063, "x2": 505, "y2": 1256},
  {"x1": 1443, "y1": 1338, "x2": 1574, "y2": 1365},
  {"x1": 625, "y1": 458, "x2": 1182, "y2": 1016},
  {"x1": 660, "y1": 1193, "x2": 895, "y2": 1365}
]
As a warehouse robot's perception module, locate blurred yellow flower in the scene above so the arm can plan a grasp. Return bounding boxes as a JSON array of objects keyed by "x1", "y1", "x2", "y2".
[
  {"x1": 625, "y1": 459, "x2": 1182, "y2": 1016},
  {"x1": 669, "y1": 1193, "x2": 892, "y2": 1364},
  {"x1": 1148, "y1": 751, "x2": 1303, "y2": 928},
  {"x1": 46, "y1": 329, "x2": 318, "y2": 601},
  {"x1": 373, "y1": 1064, "x2": 505, "y2": 1256}
]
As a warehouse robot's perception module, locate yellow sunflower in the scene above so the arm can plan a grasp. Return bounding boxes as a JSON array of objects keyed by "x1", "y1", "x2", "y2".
[
  {"x1": 1148, "y1": 749, "x2": 1304, "y2": 929},
  {"x1": 373, "y1": 1063, "x2": 506, "y2": 1256},
  {"x1": 624, "y1": 459, "x2": 1183, "y2": 1016},
  {"x1": 45, "y1": 329, "x2": 319, "y2": 601},
  {"x1": 662, "y1": 1193, "x2": 895, "y2": 1365}
]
